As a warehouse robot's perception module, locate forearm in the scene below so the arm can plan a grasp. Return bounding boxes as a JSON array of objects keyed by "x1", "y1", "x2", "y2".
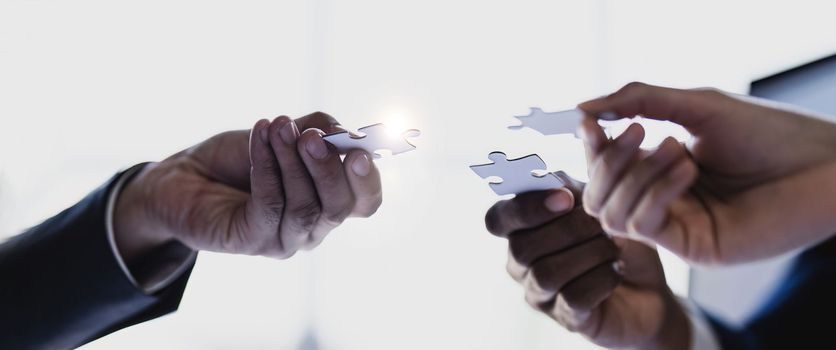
[
  {"x1": 113, "y1": 162, "x2": 174, "y2": 264},
  {"x1": 112, "y1": 162, "x2": 196, "y2": 293},
  {"x1": 0, "y1": 168, "x2": 193, "y2": 349},
  {"x1": 721, "y1": 160, "x2": 836, "y2": 263}
]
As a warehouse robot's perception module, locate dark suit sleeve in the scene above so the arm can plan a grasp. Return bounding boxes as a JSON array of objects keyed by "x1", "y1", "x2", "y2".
[
  {"x1": 702, "y1": 240, "x2": 836, "y2": 350},
  {"x1": 704, "y1": 312, "x2": 752, "y2": 349},
  {"x1": 0, "y1": 167, "x2": 195, "y2": 349}
]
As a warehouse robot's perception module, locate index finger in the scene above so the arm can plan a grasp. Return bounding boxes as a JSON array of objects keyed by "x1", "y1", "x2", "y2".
[
  {"x1": 295, "y1": 111, "x2": 346, "y2": 134},
  {"x1": 577, "y1": 82, "x2": 723, "y2": 132},
  {"x1": 578, "y1": 115, "x2": 609, "y2": 171},
  {"x1": 485, "y1": 189, "x2": 575, "y2": 237}
]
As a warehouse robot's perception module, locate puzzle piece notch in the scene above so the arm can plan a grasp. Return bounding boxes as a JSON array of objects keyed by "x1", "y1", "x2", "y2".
[
  {"x1": 323, "y1": 123, "x2": 421, "y2": 158},
  {"x1": 470, "y1": 151, "x2": 565, "y2": 196},
  {"x1": 508, "y1": 107, "x2": 585, "y2": 137}
]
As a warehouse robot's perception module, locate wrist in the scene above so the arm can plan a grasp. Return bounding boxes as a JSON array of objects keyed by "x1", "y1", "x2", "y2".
[
  {"x1": 645, "y1": 289, "x2": 691, "y2": 350},
  {"x1": 113, "y1": 162, "x2": 174, "y2": 265}
]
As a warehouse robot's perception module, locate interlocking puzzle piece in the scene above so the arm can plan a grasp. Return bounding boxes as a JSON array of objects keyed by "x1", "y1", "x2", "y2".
[
  {"x1": 508, "y1": 107, "x2": 584, "y2": 137},
  {"x1": 470, "y1": 152, "x2": 565, "y2": 196},
  {"x1": 322, "y1": 123, "x2": 420, "y2": 158}
]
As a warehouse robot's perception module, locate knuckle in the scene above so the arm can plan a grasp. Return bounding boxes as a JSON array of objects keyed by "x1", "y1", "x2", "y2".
[
  {"x1": 524, "y1": 291, "x2": 543, "y2": 311},
  {"x1": 285, "y1": 165, "x2": 312, "y2": 182},
  {"x1": 599, "y1": 219, "x2": 616, "y2": 235},
  {"x1": 508, "y1": 237, "x2": 534, "y2": 266},
  {"x1": 508, "y1": 239, "x2": 524, "y2": 261},
  {"x1": 582, "y1": 198, "x2": 600, "y2": 218},
  {"x1": 599, "y1": 211, "x2": 617, "y2": 232},
  {"x1": 255, "y1": 155, "x2": 279, "y2": 173},
  {"x1": 484, "y1": 205, "x2": 503, "y2": 234},
  {"x1": 300, "y1": 235, "x2": 325, "y2": 251},
  {"x1": 322, "y1": 201, "x2": 354, "y2": 227},
  {"x1": 289, "y1": 200, "x2": 322, "y2": 230},
  {"x1": 624, "y1": 81, "x2": 647, "y2": 91},
  {"x1": 523, "y1": 289, "x2": 553, "y2": 313},
  {"x1": 506, "y1": 260, "x2": 520, "y2": 281},
  {"x1": 625, "y1": 216, "x2": 646, "y2": 236},
  {"x1": 695, "y1": 87, "x2": 724, "y2": 98},
  {"x1": 486, "y1": 201, "x2": 518, "y2": 234},
  {"x1": 529, "y1": 265, "x2": 553, "y2": 292},
  {"x1": 355, "y1": 193, "x2": 383, "y2": 218},
  {"x1": 274, "y1": 249, "x2": 297, "y2": 260},
  {"x1": 563, "y1": 270, "x2": 621, "y2": 311},
  {"x1": 311, "y1": 111, "x2": 332, "y2": 119},
  {"x1": 581, "y1": 189, "x2": 600, "y2": 215},
  {"x1": 560, "y1": 289, "x2": 586, "y2": 310},
  {"x1": 309, "y1": 111, "x2": 337, "y2": 125},
  {"x1": 260, "y1": 199, "x2": 285, "y2": 226}
]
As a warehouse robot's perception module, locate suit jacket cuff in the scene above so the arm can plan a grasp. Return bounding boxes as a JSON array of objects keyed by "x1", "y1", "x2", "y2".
[
  {"x1": 0, "y1": 164, "x2": 195, "y2": 349},
  {"x1": 105, "y1": 164, "x2": 197, "y2": 294}
]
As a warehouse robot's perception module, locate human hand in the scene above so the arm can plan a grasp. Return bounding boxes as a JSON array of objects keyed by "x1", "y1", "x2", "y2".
[
  {"x1": 579, "y1": 82, "x2": 836, "y2": 264},
  {"x1": 113, "y1": 112, "x2": 383, "y2": 265},
  {"x1": 484, "y1": 174, "x2": 689, "y2": 349}
]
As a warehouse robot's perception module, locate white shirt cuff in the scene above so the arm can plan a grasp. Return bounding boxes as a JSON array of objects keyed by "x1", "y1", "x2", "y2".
[
  {"x1": 105, "y1": 166, "x2": 197, "y2": 294},
  {"x1": 678, "y1": 297, "x2": 722, "y2": 350}
]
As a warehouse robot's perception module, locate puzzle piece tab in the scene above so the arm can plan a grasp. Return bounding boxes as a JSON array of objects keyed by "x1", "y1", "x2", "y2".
[
  {"x1": 508, "y1": 107, "x2": 584, "y2": 137},
  {"x1": 323, "y1": 123, "x2": 420, "y2": 158},
  {"x1": 470, "y1": 152, "x2": 565, "y2": 195}
]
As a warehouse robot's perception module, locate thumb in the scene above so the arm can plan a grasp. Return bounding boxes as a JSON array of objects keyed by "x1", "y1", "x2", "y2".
[{"x1": 578, "y1": 82, "x2": 726, "y2": 133}]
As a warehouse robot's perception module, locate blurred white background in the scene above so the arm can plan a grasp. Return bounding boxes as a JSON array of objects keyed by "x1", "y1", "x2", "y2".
[{"x1": 2, "y1": 0, "x2": 836, "y2": 349}]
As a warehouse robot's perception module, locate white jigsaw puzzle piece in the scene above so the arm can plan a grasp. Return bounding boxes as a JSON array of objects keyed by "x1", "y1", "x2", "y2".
[
  {"x1": 470, "y1": 151, "x2": 565, "y2": 196},
  {"x1": 322, "y1": 123, "x2": 420, "y2": 158},
  {"x1": 508, "y1": 107, "x2": 584, "y2": 137}
]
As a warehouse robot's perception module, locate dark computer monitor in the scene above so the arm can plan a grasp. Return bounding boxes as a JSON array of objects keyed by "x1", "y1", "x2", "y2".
[
  {"x1": 751, "y1": 53, "x2": 836, "y2": 118},
  {"x1": 690, "y1": 53, "x2": 836, "y2": 325}
]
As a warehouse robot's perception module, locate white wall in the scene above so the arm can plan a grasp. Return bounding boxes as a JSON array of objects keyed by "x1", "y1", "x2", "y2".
[{"x1": 2, "y1": 1, "x2": 836, "y2": 349}]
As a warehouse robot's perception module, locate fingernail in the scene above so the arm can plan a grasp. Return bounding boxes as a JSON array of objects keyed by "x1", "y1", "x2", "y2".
[
  {"x1": 279, "y1": 119, "x2": 298, "y2": 145},
  {"x1": 544, "y1": 190, "x2": 572, "y2": 213},
  {"x1": 305, "y1": 131, "x2": 330, "y2": 160},
  {"x1": 352, "y1": 153, "x2": 371, "y2": 176}
]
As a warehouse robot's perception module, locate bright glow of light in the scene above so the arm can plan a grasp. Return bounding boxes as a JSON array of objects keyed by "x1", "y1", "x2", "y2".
[{"x1": 381, "y1": 108, "x2": 412, "y2": 138}]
